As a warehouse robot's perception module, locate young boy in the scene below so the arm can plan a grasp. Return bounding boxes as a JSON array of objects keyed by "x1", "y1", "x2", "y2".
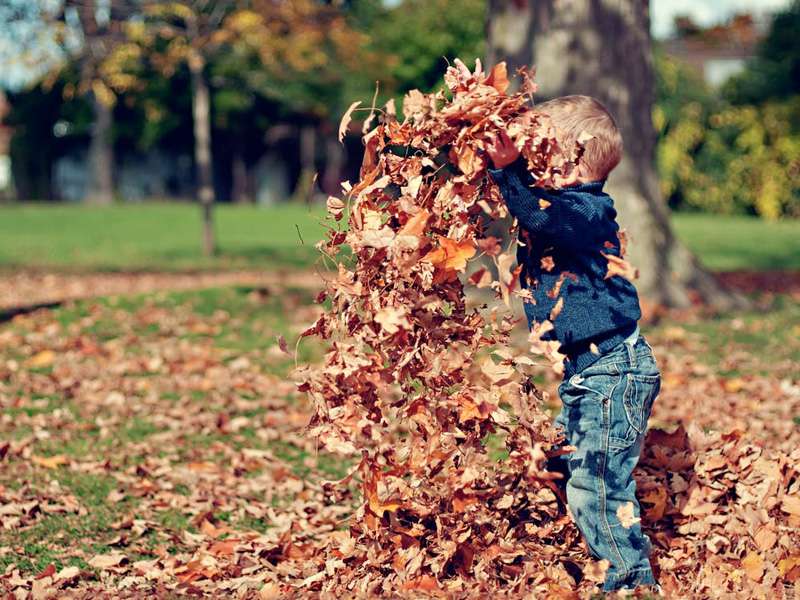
[{"x1": 486, "y1": 95, "x2": 662, "y2": 593}]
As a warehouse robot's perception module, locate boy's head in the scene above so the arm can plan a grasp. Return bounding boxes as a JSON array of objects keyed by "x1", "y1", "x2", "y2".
[{"x1": 534, "y1": 95, "x2": 623, "y2": 183}]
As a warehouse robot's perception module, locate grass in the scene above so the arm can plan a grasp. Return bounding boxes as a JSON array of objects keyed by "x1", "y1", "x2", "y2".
[
  {"x1": 0, "y1": 284, "x2": 333, "y2": 575},
  {"x1": 648, "y1": 293, "x2": 800, "y2": 377},
  {"x1": 0, "y1": 202, "x2": 327, "y2": 272},
  {"x1": 0, "y1": 202, "x2": 797, "y2": 273},
  {"x1": 670, "y1": 213, "x2": 800, "y2": 271},
  {"x1": 1, "y1": 251, "x2": 797, "y2": 583}
]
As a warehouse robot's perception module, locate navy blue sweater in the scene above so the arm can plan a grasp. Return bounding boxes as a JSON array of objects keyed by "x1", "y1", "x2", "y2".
[{"x1": 488, "y1": 160, "x2": 641, "y2": 376}]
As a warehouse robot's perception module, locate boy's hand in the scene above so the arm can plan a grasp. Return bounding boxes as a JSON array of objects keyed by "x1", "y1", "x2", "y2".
[{"x1": 485, "y1": 129, "x2": 520, "y2": 169}]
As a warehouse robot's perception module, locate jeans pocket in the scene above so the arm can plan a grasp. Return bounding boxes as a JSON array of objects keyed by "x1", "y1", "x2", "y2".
[
  {"x1": 622, "y1": 373, "x2": 660, "y2": 435},
  {"x1": 561, "y1": 372, "x2": 617, "y2": 406}
]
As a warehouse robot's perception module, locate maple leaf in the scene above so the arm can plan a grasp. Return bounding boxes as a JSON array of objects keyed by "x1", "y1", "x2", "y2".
[
  {"x1": 423, "y1": 236, "x2": 476, "y2": 273},
  {"x1": 374, "y1": 306, "x2": 410, "y2": 335},
  {"x1": 25, "y1": 350, "x2": 55, "y2": 368},
  {"x1": 741, "y1": 551, "x2": 765, "y2": 582}
]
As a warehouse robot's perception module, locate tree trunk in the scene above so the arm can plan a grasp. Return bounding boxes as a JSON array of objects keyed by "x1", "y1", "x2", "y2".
[
  {"x1": 189, "y1": 53, "x2": 216, "y2": 256},
  {"x1": 294, "y1": 124, "x2": 317, "y2": 204},
  {"x1": 486, "y1": 0, "x2": 742, "y2": 309},
  {"x1": 85, "y1": 94, "x2": 114, "y2": 205},
  {"x1": 322, "y1": 134, "x2": 345, "y2": 195},
  {"x1": 231, "y1": 144, "x2": 251, "y2": 203}
]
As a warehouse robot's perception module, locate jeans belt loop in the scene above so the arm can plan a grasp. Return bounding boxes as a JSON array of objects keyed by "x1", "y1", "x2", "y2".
[{"x1": 624, "y1": 325, "x2": 639, "y2": 367}]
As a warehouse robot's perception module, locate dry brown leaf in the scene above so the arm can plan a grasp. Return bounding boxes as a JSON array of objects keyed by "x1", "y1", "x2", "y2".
[
  {"x1": 338, "y1": 100, "x2": 361, "y2": 142},
  {"x1": 87, "y1": 552, "x2": 127, "y2": 570}
]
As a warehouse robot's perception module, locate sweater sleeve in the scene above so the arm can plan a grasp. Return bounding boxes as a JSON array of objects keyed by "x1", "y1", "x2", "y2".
[{"x1": 488, "y1": 165, "x2": 615, "y2": 249}]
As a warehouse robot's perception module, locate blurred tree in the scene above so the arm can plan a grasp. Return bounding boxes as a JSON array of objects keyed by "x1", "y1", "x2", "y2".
[
  {"x1": 120, "y1": 1, "x2": 239, "y2": 255},
  {"x1": 362, "y1": 0, "x2": 486, "y2": 95},
  {"x1": 68, "y1": 0, "x2": 130, "y2": 204},
  {"x1": 655, "y1": 54, "x2": 800, "y2": 220},
  {"x1": 5, "y1": 79, "x2": 79, "y2": 200},
  {"x1": 211, "y1": 0, "x2": 377, "y2": 201},
  {"x1": 723, "y1": 1, "x2": 800, "y2": 105},
  {"x1": 0, "y1": 0, "x2": 140, "y2": 204},
  {"x1": 486, "y1": 0, "x2": 740, "y2": 308}
]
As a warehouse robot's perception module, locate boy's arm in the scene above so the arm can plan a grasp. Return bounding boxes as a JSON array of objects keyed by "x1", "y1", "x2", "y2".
[{"x1": 487, "y1": 162, "x2": 615, "y2": 248}]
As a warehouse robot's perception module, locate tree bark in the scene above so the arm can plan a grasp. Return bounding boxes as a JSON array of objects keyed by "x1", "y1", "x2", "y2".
[
  {"x1": 189, "y1": 53, "x2": 216, "y2": 256},
  {"x1": 294, "y1": 124, "x2": 317, "y2": 204},
  {"x1": 486, "y1": 0, "x2": 742, "y2": 309},
  {"x1": 232, "y1": 144, "x2": 251, "y2": 203},
  {"x1": 322, "y1": 134, "x2": 345, "y2": 196},
  {"x1": 85, "y1": 94, "x2": 114, "y2": 205}
]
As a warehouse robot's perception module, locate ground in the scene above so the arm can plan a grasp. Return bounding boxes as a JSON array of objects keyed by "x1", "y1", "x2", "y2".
[{"x1": 0, "y1": 206, "x2": 798, "y2": 597}]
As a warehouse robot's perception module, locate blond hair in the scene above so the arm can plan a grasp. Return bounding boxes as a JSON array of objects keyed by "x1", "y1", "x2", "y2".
[{"x1": 534, "y1": 95, "x2": 623, "y2": 182}]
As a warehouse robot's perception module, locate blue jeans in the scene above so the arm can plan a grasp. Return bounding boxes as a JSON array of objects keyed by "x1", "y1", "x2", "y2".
[{"x1": 554, "y1": 332, "x2": 661, "y2": 591}]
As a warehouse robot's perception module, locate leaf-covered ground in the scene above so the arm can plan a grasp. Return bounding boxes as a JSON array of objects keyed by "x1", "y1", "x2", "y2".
[{"x1": 1, "y1": 281, "x2": 798, "y2": 597}]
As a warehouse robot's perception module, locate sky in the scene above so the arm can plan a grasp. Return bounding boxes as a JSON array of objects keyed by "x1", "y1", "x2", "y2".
[{"x1": 650, "y1": 0, "x2": 793, "y2": 38}]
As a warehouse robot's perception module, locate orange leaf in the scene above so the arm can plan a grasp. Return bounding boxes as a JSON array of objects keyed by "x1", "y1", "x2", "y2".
[
  {"x1": 640, "y1": 487, "x2": 668, "y2": 520},
  {"x1": 401, "y1": 575, "x2": 440, "y2": 593},
  {"x1": 779, "y1": 556, "x2": 800, "y2": 581},
  {"x1": 742, "y1": 551, "x2": 764, "y2": 582},
  {"x1": 209, "y1": 539, "x2": 238, "y2": 557},
  {"x1": 398, "y1": 209, "x2": 430, "y2": 237},
  {"x1": 423, "y1": 236, "x2": 475, "y2": 273},
  {"x1": 364, "y1": 470, "x2": 403, "y2": 515},
  {"x1": 26, "y1": 350, "x2": 55, "y2": 368},
  {"x1": 31, "y1": 455, "x2": 68, "y2": 469},
  {"x1": 485, "y1": 62, "x2": 509, "y2": 94},
  {"x1": 781, "y1": 495, "x2": 800, "y2": 516}
]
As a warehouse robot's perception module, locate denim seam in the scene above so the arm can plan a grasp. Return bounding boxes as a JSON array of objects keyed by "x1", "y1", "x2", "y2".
[
  {"x1": 580, "y1": 354, "x2": 652, "y2": 374},
  {"x1": 598, "y1": 382, "x2": 629, "y2": 575},
  {"x1": 604, "y1": 566, "x2": 656, "y2": 590}
]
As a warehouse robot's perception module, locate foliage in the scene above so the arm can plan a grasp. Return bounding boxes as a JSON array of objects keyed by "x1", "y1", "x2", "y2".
[
  {"x1": 655, "y1": 54, "x2": 800, "y2": 219},
  {"x1": 1, "y1": 273, "x2": 798, "y2": 595},
  {"x1": 297, "y1": 61, "x2": 644, "y2": 593},
  {"x1": 358, "y1": 0, "x2": 487, "y2": 95},
  {"x1": 722, "y1": 0, "x2": 800, "y2": 105}
]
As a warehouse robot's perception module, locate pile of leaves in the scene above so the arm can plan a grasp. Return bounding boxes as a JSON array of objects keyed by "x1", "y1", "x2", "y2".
[
  {"x1": 296, "y1": 61, "x2": 604, "y2": 595},
  {"x1": 297, "y1": 60, "x2": 800, "y2": 597}
]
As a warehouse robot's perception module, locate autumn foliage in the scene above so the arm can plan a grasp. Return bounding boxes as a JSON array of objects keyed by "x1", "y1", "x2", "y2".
[{"x1": 296, "y1": 61, "x2": 800, "y2": 597}]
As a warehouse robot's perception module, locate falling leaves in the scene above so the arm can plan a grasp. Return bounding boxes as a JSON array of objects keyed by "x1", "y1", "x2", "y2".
[
  {"x1": 298, "y1": 60, "x2": 590, "y2": 595},
  {"x1": 422, "y1": 236, "x2": 477, "y2": 275},
  {"x1": 602, "y1": 252, "x2": 638, "y2": 281},
  {"x1": 338, "y1": 100, "x2": 361, "y2": 142}
]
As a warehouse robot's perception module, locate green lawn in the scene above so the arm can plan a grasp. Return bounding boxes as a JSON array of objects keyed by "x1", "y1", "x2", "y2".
[
  {"x1": 0, "y1": 203, "x2": 328, "y2": 272},
  {"x1": 0, "y1": 203, "x2": 797, "y2": 272},
  {"x1": 670, "y1": 213, "x2": 800, "y2": 271}
]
